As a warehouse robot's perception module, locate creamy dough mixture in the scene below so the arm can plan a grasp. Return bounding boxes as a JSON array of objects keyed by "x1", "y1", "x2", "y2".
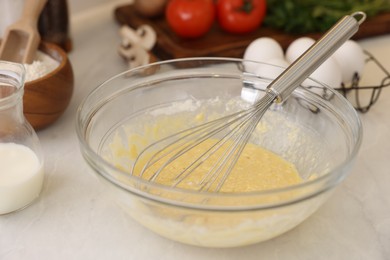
[
  {"x1": 133, "y1": 139, "x2": 302, "y2": 192},
  {"x1": 106, "y1": 98, "x2": 303, "y2": 193}
]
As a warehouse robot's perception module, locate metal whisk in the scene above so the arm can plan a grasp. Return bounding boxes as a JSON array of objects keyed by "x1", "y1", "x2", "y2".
[{"x1": 133, "y1": 12, "x2": 366, "y2": 191}]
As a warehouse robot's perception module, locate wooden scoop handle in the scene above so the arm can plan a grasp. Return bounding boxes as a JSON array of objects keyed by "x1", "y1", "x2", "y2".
[{"x1": 19, "y1": 0, "x2": 48, "y2": 26}]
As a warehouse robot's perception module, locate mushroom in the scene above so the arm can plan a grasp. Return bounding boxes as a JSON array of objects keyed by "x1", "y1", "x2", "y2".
[
  {"x1": 118, "y1": 24, "x2": 157, "y2": 69},
  {"x1": 133, "y1": 0, "x2": 168, "y2": 18}
]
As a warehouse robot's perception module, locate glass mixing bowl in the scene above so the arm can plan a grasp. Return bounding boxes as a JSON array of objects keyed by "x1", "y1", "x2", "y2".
[{"x1": 76, "y1": 58, "x2": 362, "y2": 248}]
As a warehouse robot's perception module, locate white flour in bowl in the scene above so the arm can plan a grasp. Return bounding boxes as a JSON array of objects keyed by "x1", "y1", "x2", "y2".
[{"x1": 24, "y1": 50, "x2": 59, "y2": 82}]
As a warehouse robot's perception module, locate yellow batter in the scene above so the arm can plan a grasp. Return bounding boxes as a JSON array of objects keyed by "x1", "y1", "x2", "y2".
[
  {"x1": 132, "y1": 139, "x2": 302, "y2": 193},
  {"x1": 107, "y1": 103, "x2": 303, "y2": 193}
]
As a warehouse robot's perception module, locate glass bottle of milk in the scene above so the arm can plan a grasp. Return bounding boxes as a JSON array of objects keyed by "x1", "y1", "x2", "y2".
[{"x1": 0, "y1": 61, "x2": 44, "y2": 215}]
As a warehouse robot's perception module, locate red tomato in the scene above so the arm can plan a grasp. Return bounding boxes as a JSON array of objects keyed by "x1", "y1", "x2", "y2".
[
  {"x1": 217, "y1": 0, "x2": 266, "y2": 34},
  {"x1": 166, "y1": 0, "x2": 216, "y2": 38}
]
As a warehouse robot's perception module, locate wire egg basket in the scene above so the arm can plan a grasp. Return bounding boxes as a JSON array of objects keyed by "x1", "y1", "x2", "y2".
[
  {"x1": 251, "y1": 50, "x2": 389, "y2": 114},
  {"x1": 334, "y1": 50, "x2": 389, "y2": 113},
  {"x1": 336, "y1": 50, "x2": 390, "y2": 113},
  {"x1": 302, "y1": 50, "x2": 390, "y2": 113}
]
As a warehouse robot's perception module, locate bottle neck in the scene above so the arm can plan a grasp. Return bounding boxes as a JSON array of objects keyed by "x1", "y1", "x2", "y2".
[
  {"x1": 0, "y1": 87, "x2": 24, "y2": 118},
  {"x1": 0, "y1": 62, "x2": 26, "y2": 138}
]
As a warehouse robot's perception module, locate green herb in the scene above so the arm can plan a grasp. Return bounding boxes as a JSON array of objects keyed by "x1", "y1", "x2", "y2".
[{"x1": 264, "y1": 0, "x2": 390, "y2": 33}]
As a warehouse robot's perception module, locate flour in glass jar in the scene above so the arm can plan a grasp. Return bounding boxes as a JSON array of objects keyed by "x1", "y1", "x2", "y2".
[{"x1": 23, "y1": 50, "x2": 59, "y2": 82}]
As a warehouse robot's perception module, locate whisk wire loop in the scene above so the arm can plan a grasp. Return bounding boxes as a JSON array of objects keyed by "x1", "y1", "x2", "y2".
[
  {"x1": 199, "y1": 93, "x2": 277, "y2": 191},
  {"x1": 134, "y1": 91, "x2": 277, "y2": 191},
  {"x1": 135, "y1": 102, "x2": 261, "y2": 179}
]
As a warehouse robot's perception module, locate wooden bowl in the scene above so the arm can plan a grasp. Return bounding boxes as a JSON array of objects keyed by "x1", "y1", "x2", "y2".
[{"x1": 24, "y1": 41, "x2": 74, "y2": 130}]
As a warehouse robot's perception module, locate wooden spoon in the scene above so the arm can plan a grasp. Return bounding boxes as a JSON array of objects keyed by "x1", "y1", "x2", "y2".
[{"x1": 0, "y1": 0, "x2": 48, "y2": 64}]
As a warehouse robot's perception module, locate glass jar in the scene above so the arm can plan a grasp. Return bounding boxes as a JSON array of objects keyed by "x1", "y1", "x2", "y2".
[{"x1": 0, "y1": 61, "x2": 44, "y2": 215}]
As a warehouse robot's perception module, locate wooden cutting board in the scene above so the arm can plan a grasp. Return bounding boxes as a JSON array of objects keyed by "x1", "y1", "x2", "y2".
[{"x1": 114, "y1": 4, "x2": 390, "y2": 60}]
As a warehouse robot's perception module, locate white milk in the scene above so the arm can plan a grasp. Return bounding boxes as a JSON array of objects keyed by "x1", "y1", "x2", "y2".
[{"x1": 0, "y1": 142, "x2": 44, "y2": 215}]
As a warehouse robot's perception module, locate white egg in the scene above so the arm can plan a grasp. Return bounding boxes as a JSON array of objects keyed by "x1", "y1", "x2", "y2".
[
  {"x1": 285, "y1": 37, "x2": 315, "y2": 64},
  {"x1": 243, "y1": 37, "x2": 284, "y2": 73},
  {"x1": 332, "y1": 40, "x2": 365, "y2": 84},
  {"x1": 255, "y1": 57, "x2": 289, "y2": 80},
  {"x1": 302, "y1": 57, "x2": 342, "y2": 97},
  {"x1": 266, "y1": 57, "x2": 290, "y2": 68}
]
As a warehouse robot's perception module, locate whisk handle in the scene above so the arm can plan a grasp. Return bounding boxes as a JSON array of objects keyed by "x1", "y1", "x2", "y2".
[{"x1": 267, "y1": 12, "x2": 366, "y2": 103}]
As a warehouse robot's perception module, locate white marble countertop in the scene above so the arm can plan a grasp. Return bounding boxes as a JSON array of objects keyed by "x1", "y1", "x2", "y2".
[{"x1": 1, "y1": 2, "x2": 390, "y2": 259}]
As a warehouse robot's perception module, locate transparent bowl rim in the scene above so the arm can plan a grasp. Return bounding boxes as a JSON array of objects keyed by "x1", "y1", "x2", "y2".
[{"x1": 76, "y1": 57, "x2": 363, "y2": 211}]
